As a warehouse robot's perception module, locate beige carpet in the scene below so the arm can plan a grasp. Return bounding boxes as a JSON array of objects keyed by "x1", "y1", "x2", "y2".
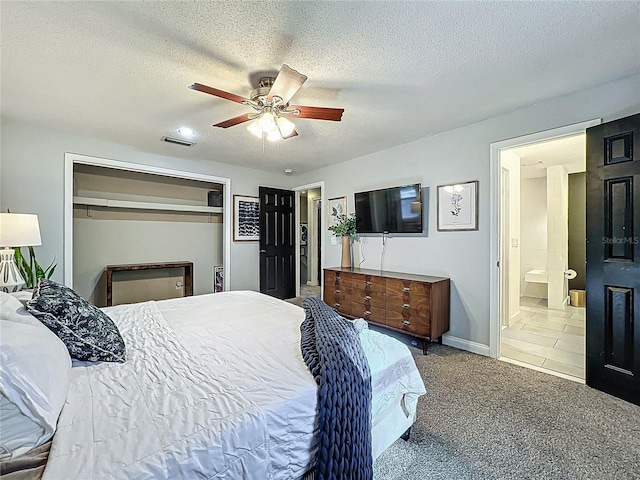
[{"x1": 374, "y1": 344, "x2": 640, "y2": 479}]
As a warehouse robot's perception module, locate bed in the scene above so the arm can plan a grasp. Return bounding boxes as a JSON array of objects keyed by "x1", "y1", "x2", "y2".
[{"x1": 1, "y1": 289, "x2": 426, "y2": 479}]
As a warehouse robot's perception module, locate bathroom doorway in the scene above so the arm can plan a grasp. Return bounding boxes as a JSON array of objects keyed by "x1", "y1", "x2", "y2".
[{"x1": 491, "y1": 120, "x2": 600, "y2": 382}]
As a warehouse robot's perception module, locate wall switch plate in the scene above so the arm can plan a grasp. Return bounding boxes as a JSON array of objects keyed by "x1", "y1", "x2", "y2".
[{"x1": 511, "y1": 238, "x2": 519, "y2": 248}]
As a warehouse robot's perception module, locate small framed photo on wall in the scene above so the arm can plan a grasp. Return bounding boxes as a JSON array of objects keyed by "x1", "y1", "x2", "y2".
[
  {"x1": 437, "y1": 180, "x2": 478, "y2": 231},
  {"x1": 233, "y1": 195, "x2": 260, "y2": 241}
]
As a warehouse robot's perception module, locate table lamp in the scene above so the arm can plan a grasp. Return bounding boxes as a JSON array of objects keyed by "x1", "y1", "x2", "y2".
[{"x1": 0, "y1": 213, "x2": 42, "y2": 293}]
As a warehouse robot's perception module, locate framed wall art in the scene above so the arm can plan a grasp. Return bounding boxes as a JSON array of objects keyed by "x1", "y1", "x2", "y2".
[
  {"x1": 233, "y1": 195, "x2": 260, "y2": 241},
  {"x1": 300, "y1": 222, "x2": 308, "y2": 246},
  {"x1": 437, "y1": 180, "x2": 478, "y2": 231},
  {"x1": 327, "y1": 196, "x2": 346, "y2": 229}
]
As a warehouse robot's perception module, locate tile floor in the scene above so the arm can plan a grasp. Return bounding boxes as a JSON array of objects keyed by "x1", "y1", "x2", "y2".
[{"x1": 500, "y1": 296, "x2": 585, "y2": 380}]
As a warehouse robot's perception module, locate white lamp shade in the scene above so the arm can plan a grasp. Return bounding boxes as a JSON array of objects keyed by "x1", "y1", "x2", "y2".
[
  {"x1": 0, "y1": 213, "x2": 42, "y2": 247},
  {"x1": 258, "y1": 112, "x2": 276, "y2": 132},
  {"x1": 266, "y1": 130, "x2": 282, "y2": 142},
  {"x1": 247, "y1": 121, "x2": 263, "y2": 139},
  {"x1": 276, "y1": 116, "x2": 295, "y2": 137}
]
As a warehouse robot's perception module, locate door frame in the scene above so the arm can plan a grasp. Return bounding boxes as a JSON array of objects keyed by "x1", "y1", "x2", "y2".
[
  {"x1": 500, "y1": 166, "x2": 511, "y2": 330},
  {"x1": 489, "y1": 119, "x2": 601, "y2": 359},
  {"x1": 63, "y1": 153, "x2": 232, "y2": 291},
  {"x1": 292, "y1": 181, "x2": 325, "y2": 298}
]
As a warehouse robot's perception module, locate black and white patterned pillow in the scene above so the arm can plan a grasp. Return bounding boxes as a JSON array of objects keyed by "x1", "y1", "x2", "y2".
[{"x1": 26, "y1": 279, "x2": 126, "y2": 363}]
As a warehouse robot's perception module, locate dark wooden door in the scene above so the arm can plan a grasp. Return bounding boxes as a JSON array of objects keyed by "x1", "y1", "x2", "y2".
[
  {"x1": 586, "y1": 113, "x2": 640, "y2": 405},
  {"x1": 259, "y1": 187, "x2": 295, "y2": 299}
]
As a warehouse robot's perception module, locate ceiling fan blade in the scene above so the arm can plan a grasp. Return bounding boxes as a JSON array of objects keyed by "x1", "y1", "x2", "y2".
[
  {"x1": 269, "y1": 64, "x2": 307, "y2": 105},
  {"x1": 190, "y1": 83, "x2": 249, "y2": 104},
  {"x1": 213, "y1": 113, "x2": 253, "y2": 128},
  {"x1": 291, "y1": 105, "x2": 344, "y2": 122}
]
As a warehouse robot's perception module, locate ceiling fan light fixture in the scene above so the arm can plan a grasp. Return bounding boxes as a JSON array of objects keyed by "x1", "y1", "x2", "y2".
[
  {"x1": 266, "y1": 130, "x2": 282, "y2": 142},
  {"x1": 247, "y1": 121, "x2": 263, "y2": 139},
  {"x1": 258, "y1": 112, "x2": 276, "y2": 132},
  {"x1": 276, "y1": 116, "x2": 295, "y2": 137}
]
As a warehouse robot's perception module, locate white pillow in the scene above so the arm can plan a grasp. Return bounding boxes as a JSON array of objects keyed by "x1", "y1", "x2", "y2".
[
  {"x1": 0, "y1": 292, "x2": 41, "y2": 327},
  {"x1": 0, "y1": 393, "x2": 44, "y2": 460},
  {"x1": 0, "y1": 316, "x2": 71, "y2": 458}
]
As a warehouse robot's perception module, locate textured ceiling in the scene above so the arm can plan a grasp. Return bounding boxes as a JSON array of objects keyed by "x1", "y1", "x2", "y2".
[{"x1": 2, "y1": 1, "x2": 639, "y2": 174}]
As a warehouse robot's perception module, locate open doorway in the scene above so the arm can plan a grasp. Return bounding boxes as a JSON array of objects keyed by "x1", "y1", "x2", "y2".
[
  {"x1": 501, "y1": 134, "x2": 586, "y2": 381},
  {"x1": 489, "y1": 119, "x2": 600, "y2": 382},
  {"x1": 292, "y1": 182, "x2": 324, "y2": 304}
]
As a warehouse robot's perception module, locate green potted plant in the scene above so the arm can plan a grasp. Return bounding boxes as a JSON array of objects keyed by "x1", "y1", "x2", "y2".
[
  {"x1": 328, "y1": 213, "x2": 357, "y2": 268},
  {"x1": 14, "y1": 246, "x2": 56, "y2": 289}
]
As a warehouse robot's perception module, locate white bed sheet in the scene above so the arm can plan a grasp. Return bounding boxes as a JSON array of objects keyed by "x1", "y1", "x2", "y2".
[{"x1": 42, "y1": 291, "x2": 425, "y2": 480}]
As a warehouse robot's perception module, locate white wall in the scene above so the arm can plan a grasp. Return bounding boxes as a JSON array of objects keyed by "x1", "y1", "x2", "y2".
[
  {"x1": 520, "y1": 177, "x2": 548, "y2": 299},
  {"x1": 291, "y1": 75, "x2": 640, "y2": 350},
  {"x1": 0, "y1": 117, "x2": 287, "y2": 291}
]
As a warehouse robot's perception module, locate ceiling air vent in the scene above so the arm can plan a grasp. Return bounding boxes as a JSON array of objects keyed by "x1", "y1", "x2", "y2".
[{"x1": 161, "y1": 136, "x2": 195, "y2": 147}]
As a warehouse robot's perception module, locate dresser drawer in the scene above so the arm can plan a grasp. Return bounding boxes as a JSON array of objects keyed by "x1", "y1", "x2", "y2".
[
  {"x1": 386, "y1": 278, "x2": 430, "y2": 298},
  {"x1": 323, "y1": 289, "x2": 344, "y2": 310},
  {"x1": 351, "y1": 274, "x2": 386, "y2": 293},
  {"x1": 386, "y1": 295, "x2": 430, "y2": 318},
  {"x1": 329, "y1": 300, "x2": 347, "y2": 311},
  {"x1": 345, "y1": 302, "x2": 385, "y2": 322},
  {"x1": 334, "y1": 271, "x2": 359, "y2": 288},
  {"x1": 347, "y1": 290, "x2": 385, "y2": 308},
  {"x1": 324, "y1": 283, "x2": 351, "y2": 298},
  {"x1": 385, "y1": 313, "x2": 429, "y2": 336},
  {"x1": 325, "y1": 270, "x2": 338, "y2": 286}
]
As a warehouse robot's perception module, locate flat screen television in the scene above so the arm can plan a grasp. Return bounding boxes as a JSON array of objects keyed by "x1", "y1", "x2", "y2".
[{"x1": 354, "y1": 184, "x2": 423, "y2": 234}]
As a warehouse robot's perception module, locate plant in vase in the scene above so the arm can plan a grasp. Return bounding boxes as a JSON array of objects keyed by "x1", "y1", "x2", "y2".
[
  {"x1": 328, "y1": 213, "x2": 357, "y2": 268},
  {"x1": 14, "y1": 246, "x2": 56, "y2": 289}
]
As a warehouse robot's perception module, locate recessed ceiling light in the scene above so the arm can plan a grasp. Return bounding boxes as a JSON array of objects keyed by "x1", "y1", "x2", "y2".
[
  {"x1": 178, "y1": 127, "x2": 195, "y2": 137},
  {"x1": 284, "y1": 169, "x2": 294, "y2": 175}
]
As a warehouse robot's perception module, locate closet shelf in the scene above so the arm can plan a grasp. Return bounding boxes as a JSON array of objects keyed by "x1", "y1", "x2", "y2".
[{"x1": 73, "y1": 196, "x2": 223, "y2": 214}]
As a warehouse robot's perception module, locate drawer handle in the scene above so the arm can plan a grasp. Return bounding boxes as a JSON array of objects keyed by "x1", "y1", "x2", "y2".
[
  {"x1": 402, "y1": 303, "x2": 410, "y2": 309},
  {"x1": 335, "y1": 289, "x2": 341, "y2": 293},
  {"x1": 402, "y1": 320, "x2": 411, "y2": 325},
  {"x1": 364, "y1": 281, "x2": 372, "y2": 286},
  {"x1": 402, "y1": 287, "x2": 411, "y2": 292},
  {"x1": 334, "y1": 303, "x2": 340, "y2": 307},
  {"x1": 364, "y1": 295, "x2": 372, "y2": 300},
  {"x1": 364, "y1": 310, "x2": 372, "y2": 316}
]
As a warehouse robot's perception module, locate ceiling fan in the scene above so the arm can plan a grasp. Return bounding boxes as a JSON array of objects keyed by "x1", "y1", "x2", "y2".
[{"x1": 190, "y1": 64, "x2": 344, "y2": 141}]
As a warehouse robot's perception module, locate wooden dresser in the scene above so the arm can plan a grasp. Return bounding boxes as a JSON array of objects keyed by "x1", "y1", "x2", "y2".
[{"x1": 323, "y1": 267, "x2": 450, "y2": 353}]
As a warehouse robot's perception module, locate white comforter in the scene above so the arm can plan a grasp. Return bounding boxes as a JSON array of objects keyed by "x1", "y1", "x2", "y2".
[{"x1": 42, "y1": 291, "x2": 425, "y2": 480}]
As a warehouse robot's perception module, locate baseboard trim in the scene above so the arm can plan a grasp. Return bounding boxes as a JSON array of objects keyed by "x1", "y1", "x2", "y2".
[{"x1": 441, "y1": 335, "x2": 490, "y2": 357}]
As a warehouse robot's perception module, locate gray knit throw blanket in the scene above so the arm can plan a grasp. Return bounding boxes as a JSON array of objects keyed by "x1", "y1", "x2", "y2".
[{"x1": 300, "y1": 297, "x2": 372, "y2": 480}]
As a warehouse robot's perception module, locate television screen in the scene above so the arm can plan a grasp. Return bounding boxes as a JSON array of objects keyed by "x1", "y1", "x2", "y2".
[{"x1": 354, "y1": 184, "x2": 423, "y2": 233}]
